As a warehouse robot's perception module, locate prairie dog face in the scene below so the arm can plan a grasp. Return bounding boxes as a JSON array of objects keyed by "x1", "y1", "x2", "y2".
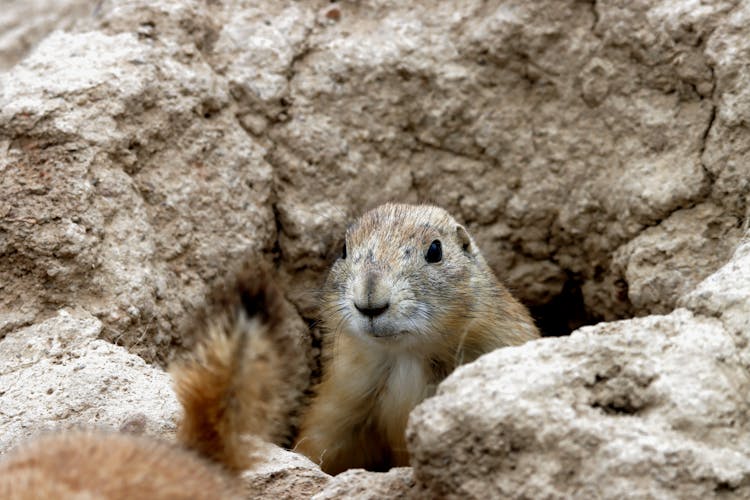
[{"x1": 322, "y1": 203, "x2": 482, "y2": 348}]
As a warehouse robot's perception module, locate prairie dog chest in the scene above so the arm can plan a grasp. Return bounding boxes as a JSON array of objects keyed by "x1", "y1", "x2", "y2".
[{"x1": 375, "y1": 354, "x2": 434, "y2": 435}]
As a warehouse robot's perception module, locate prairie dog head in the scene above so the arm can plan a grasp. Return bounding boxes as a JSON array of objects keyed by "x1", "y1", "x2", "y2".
[{"x1": 322, "y1": 203, "x2": 488, "y2": 348}]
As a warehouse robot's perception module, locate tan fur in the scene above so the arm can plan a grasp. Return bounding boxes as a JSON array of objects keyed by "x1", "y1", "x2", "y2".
[
  {"x1": 170, "y1": 263, "x2": 292, "y2": 470},
  {"x1": 0, "y1": 264, "x2": 294, "y2": 499},
  {"x1": 295, "y1": 203, "x2": 540, "y2": 474},
  {"x1": 0, "y1": 432, "x2": 242, "y2": 500}
]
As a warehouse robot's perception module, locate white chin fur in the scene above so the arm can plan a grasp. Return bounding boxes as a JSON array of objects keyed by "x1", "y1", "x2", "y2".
[{"x1": 344, "y1": 310, "x2": 427, "y2": 341}]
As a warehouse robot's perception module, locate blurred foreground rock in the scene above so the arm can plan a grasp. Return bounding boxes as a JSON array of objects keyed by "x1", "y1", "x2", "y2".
[{"x1": 0, "y1": 0, "x2": 98, "y2": 71}]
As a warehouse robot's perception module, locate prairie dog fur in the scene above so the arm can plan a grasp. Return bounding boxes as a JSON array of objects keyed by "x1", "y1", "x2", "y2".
[
  {"x1": 295, "y1": 203, "x2": 539, "y2": 474},
  {"x1": 0, "y1": 265, "x2": 299, "y2": 499}
]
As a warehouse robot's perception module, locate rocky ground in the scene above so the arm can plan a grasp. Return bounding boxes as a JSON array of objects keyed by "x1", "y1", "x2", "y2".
[{"x1": 1, "y1": 0, "x2": 748, "y2": 498}]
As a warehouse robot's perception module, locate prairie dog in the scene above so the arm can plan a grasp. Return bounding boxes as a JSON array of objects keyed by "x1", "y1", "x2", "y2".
[
  {"x1": 295, "y1": 203, "x2": 539, "y2": 474},
  {"x1": 0, "y1": 265, "x2": 298, "y2": 499}
]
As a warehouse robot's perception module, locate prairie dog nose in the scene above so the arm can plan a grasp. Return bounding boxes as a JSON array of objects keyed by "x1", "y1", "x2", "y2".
[
  {"x1": 353, "y1": 272, "x2": 391, "y2": 318},
  {"x1": 354, "y1": 301, "x2": 390, "y2": 318}
]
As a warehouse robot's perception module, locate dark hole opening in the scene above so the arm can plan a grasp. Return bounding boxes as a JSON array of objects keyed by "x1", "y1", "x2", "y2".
[{"x1": 529, "y1": 277, "x2": 602, "y2": 337}]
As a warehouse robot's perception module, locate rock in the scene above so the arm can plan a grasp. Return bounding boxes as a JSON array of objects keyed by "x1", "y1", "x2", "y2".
[
  {"x1": 313, "y1": 467, "x2": 416, "y2": 500},
  {"x1": 681, "y1": 232, "x2": 750, "y2": 367},
  {"x1": 613, "y1": 203, "x2": 741, "y2": 314},
  {"x1": 2, "y1": 0, "x2": 748, "y2": 346},
  {"x1": 0, "y1": 309, "x2": 179, "y2": 453},
  {"x1": 704, "y1": 2, "x2": 750, "y2": 219},
  {"x1": 267, "y1": 0, "x2": 744, "y2": 322},
  {"x1": 211, "y1": 2, "x2": 314, "y2": 126},
  {"x1": 242, "y1": 440, "x2": 331, "y2": 498},
  {"x1": 407, "y1": 307, "x2": 750, "y2": 498},
  {"x1": 0, "y1": 24, "x2": 276, "y2": 362},
  {"x1": 0, "y1": 0, "x2": 99, "y2": 71}
]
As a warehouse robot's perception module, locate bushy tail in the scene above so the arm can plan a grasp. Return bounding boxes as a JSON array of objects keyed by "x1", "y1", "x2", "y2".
[{"x1": 170, "y1": 264, "x2": 306, "y2": 472}]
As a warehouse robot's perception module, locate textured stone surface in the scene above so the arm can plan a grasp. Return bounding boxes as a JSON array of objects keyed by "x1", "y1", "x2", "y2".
[
  {"x1": 313, "y1": 467, "x2": 416, "y2": 500},
  {"x1": 0, "y1": 0, "x2": 98, "y2": 71},
  {"x1": 0, "y1": 24, "x2": 276, "y2": 362},
  {"x1": 681, "y1": 232, "x2": 750, "y2": 368},
  {"x1": 613, "y1": 203, "x2": 742, "y2": 314},
  {"x1": 4, "y1": 0, "x2": 748, "y2": 351},
  {"x1": 242, "y1": 440, "x2": 331, "y2": 498},
  {"x1": 0, "y1": 309, "x2": 179, "y2": 453},
  {"x1": 408, "y1": 307, "x2": 750, "y2": 498},
  {"x1": 265, "y1": 0, "x2": 746, "y2": 322}
]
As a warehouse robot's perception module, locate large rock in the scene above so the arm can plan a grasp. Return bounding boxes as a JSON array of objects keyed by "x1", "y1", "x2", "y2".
[
  {"x1": 0, "y1": 308, "x2": 179, "y2": 453},
  {"x1": 0, "y1": 23, "x2": 276, "y2": 362},
  {"x1": 4, "y1": 0, "x2": 748, "y2": 350},
  {"x1": 407, "y1": 232, "x2": 750, "y2": 497},
  {"x1": 0, "y1": 0, "x2": 99, "y2": 71},
  {"x1": 681, "y1": 233, "x2": 750, "y2": 367},
  {"x1": 408, "y1": 305, "x2": 750, "y2": 498},
  {"x1": 1, "y1": 0, "x2": 750, "y2": 497},
  {"x1": 313, "y1": 468, "x2": 416, "y2": 500},
  {"x1": 241, "y1": 441, "x2": 331, "y2": 498},
  {"x1": 262, "y1": 0, "x2": 746, "y2": 321}
]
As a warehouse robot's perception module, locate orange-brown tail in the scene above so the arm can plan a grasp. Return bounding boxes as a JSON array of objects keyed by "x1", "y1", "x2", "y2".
[
  {"x1": 0, "y1": 264, "x2": 307, "y2": 499},
  {"x1": 170, "y1": 264, "x2": 306, "y2": 472}
]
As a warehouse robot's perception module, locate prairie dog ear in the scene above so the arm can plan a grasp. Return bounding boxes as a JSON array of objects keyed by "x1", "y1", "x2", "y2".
[{"x1": 456, "y1": 225, "x2": 473, "y2": 253}]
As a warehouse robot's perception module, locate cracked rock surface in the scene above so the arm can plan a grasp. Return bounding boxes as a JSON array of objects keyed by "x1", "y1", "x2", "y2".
[
  {"x1": 0, "y1": 0, "x2": 99, "y2": 71},
  {"x1": 408, "y1": 303, "x2": 750, "y2": 498},
  {"x1": 2, "y1": 0, "x2": 747, "y2": 356},
  {"x1": 0, "y1": 309, "x2": 179, "y2": 453},
  {"x1": 1, "y1": 0, "x2": 749, "y2": 497}
]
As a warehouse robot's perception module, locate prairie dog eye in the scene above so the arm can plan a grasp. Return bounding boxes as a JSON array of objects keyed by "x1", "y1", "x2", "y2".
[
  {"x1": 342, "y1": 242, "x2": 347, "y2": 260},
  {"x1": 425, "y1": 240, "x2": 442, "y2": 263}
]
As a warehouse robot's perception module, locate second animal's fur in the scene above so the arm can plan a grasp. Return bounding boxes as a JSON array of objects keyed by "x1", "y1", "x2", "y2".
[
  {"x1": 0, "y1": 265, "x2": 297, "y2": 499},
  {"x1": 295, "y1": 203, "x2": 540, "y2": 474}
]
